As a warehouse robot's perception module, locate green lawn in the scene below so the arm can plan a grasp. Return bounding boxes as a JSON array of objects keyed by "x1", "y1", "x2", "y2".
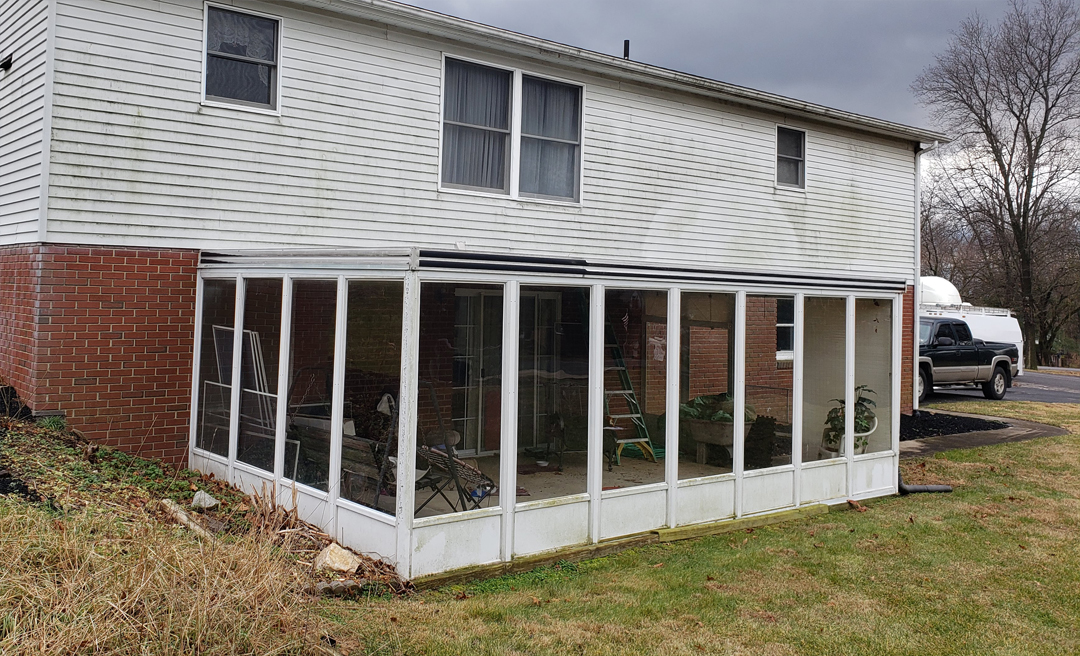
[{"x1": 3, "y1": 405, "x2": 1080, "y2": 655}]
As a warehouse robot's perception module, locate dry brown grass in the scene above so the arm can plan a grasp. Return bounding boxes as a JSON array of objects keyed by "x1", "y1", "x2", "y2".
[{"x1": 0, "y1": 499, "x2": 335, "y2": 655}]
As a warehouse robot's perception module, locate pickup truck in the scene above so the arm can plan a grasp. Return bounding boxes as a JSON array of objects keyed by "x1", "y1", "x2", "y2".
[{"x1": 919, "y1": 317, "x2": 1020, "y2": 402}]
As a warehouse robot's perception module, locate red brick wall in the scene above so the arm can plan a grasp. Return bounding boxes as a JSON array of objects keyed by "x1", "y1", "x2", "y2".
[
  {"x1": 745, "y1": 296, "x2": 794, "y2": 421},
  {"x1": 902, "y1": 285, "x2": 914, "y2": 415},
  {"x1": 0, "y1": 244, "x2": 198, "y2": 463},
  {"x1": 0, "y1": 246, "x2": 38, "y2": 403}
]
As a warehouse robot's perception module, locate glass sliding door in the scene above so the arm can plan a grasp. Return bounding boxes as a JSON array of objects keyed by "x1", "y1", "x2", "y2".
[
  {"x1": 235, "y1": 278, "x2": 283, "y2": 473},
  {"x1": 196, "y1": 278, "x2": 236, "y2": 458},
  {"x1": 855, "y1": 298, "x2": 893, "y2": 454},
  {"x1": 517, "y1": 286, "x2": 590, "y2": 501}
]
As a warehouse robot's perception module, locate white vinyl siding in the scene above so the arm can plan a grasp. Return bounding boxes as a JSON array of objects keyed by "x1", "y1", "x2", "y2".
[
  {"x1": 44, "y1": 0, "x2": 917, "y2": 282},
  {"x1": 0, "y1": 0, "x2": 50, "y2": 244}
]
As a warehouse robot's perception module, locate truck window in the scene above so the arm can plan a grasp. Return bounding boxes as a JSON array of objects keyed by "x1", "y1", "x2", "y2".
[
  {"x1": 935, "y1": 323, "x2": 956, "y2": 342},
  {"x1": 952, "y1": 322, "x2": 973, "y2": 345},
  {"x1": 919, "y1": 321, "x2": 932, "y2": 345}
]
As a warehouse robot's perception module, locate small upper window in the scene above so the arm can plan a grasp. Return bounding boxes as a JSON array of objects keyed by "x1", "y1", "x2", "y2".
[
  {"x1": 776, "y1": 126, "x2": 805, "y2": 188},
  {"x1": 205, "y1": 6, "x2": 279, "y2": 110},
  {"x1": 776, "y1": 297, "x2": 794, "y2": 360},
  {"x1": 441, "y1": 57, "x2": 582, "y2": 202}
]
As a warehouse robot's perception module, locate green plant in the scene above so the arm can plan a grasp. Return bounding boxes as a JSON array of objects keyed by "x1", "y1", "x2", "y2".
[
  {"x1": 823, "y1": 385, "x2": 876, "y2": 451},
  {"x1": 36, "y1": 415, "x2": 66, "y2": 432},
  {"x1": 677, "y1": 394, "x2": 755, "y2": 423}
]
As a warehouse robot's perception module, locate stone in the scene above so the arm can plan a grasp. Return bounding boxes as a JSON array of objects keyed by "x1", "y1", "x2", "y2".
[
  {"x1": 314, "y1": 543, "x2": 362, "y2": 573},
  {"x1": 191, "y1": 490, "x2": 219, "y2": 510}
]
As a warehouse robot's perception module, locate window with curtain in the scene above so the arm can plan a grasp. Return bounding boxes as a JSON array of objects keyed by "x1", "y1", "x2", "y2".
[
  {"x1": 205, "y1": 6, "x2": 279, "y2": 109},
  {"x1": 441, "y1": 58, "x2": 582, "y2": 201}
]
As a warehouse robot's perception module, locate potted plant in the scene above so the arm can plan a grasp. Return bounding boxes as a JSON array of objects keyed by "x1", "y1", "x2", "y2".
[
  {"x1": 659, "y1": 394, "x2": 756, "y2": 465},
  {"x1": 821, "y1": 385, "x2": 877, "y2": 457}
]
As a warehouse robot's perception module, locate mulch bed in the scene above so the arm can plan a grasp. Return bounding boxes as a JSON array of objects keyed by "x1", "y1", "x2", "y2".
[{"x1": 900, "y1": 410, "x2": 1008, "y2": 441}]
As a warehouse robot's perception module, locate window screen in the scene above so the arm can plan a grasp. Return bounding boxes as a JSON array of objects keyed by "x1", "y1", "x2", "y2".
[
  {"x1": 441, "y1": 58, "x2": 512, "y2": 193},
  {"x1": 520, "y1": 76, "x2": 581, "y2": 200},
  {"x1": 205, "y1": 7, "x2": 278, "y2": 109},
  {"x1": 776, "y1": 127, "x2": 805, "y2": 187}
]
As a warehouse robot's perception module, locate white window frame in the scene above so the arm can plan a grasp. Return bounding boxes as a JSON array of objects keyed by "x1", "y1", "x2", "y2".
[
  {"x1": 776, "y1": 296, "x2": 795, "y2": 361},
  {"x1": 201, "y1": 2, "x2": 283, "y2": 116},
  {"x1": 775, "y1": 125, "x2": 806, "y2": 190},
  {"x1": 438, "y1": 53, "x2": 585, "y2": 206}
]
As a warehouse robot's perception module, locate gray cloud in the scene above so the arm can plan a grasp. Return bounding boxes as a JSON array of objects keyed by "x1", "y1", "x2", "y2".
[{"x1": 401, "y1": 0, "x2": 1012, "y2": 128}]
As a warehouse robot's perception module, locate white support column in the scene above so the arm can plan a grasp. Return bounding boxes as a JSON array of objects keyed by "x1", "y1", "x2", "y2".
[
  {"x1": 891, "y1": 293, "x2": 903, "y2": 491},
  {"x1": 500, "y1": 281, "x2": 520, "y2": 561},
  {"x1": 227, "y1": 275, "x2": 245, "y2": 484},
  {"x1": 587, "y1": 284, "x2": 605, "y2": 543},
  {"x1": 395, "y1": 272, "x2": 421, "y2": 577},
  {"x1": 665, "y1": 288, "x2": 681, "y2": 528},
  {"x1": 327, "y1": 276, "x2": 348, "y2": 537},
  {"x1": 187, "y1": 275, "x2": 205, "y2": 466},
  {"x1": 791, "y1": 292, "x2": 805, "y2": 507},
  {"x1": 273, "y1": 276, "x2": 292, "y2": 483},
  {"x1": 845, "y1": 295, "x2": 856, "y2": 499},
  {"x1": 733, "y1": 291, "x2": 746, "y2": 518}
]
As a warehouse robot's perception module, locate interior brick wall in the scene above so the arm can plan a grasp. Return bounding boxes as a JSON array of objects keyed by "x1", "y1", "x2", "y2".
[
  {"x1": 902, "y1": 285, "x2": 914, "y2": 415},
  {"x1": 0, "y1": 244, "x2": 199, "y2": 463}
]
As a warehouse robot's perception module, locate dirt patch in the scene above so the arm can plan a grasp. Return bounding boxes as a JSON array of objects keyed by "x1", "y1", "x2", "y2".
[{"x1": 900, "y1": 411, "x2": 1007, "y2": 441}]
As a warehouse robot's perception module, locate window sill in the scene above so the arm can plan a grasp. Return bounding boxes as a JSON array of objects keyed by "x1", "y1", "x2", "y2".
[
  {"x1": 773, "y1": 183, "x2": 807, "y2": 195},
  {"x1": 438, "y1": 185, "x2": 583, "y2": 209},
  {"x1": 200, "y1": 98, "x2": 281, "y2": 117}
]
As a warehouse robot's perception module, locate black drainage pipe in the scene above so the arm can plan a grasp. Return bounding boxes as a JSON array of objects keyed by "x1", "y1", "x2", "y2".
[{"x1": 898, "y1": 470, "x2": 952, "y2": 495}]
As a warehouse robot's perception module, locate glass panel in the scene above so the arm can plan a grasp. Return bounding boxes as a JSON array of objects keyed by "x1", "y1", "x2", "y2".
[
  {"x1": 518, "y1": 286, "x2": 590, "y2": 501},
  {"x1": 777, "y1": 158, "x2": 802, "y2": 186},
  {"x1": 602, "y1": 290, "x2": 666, "y2": 490},
  {"x1": 196, "y1": 279, "x2": 236, "y2": 457},
  {"x1": 206, "y1": 56, "x2": 272, "y2": 106},
  {"x1": 339, "y1": 281, "x2": 403, "y2": 516},
  {"x1": 744, "y1": 296, "x2": 794, "y2": 471},
  {"x1": 236, "y1": 279, "x2": 282, "y2": 472},
  {"x1": 677, "y1": 292, "x2": 736, "y2": 480},
  {"x1": 522, "y1": 76, "x2": 580, "y2": 141},
  {"x1": 777, "y1": 127, "x2": 803, "y2": 159},
  {"x1": 285, "y1": 280, "x2": 338, "y2": 491},
  {"x1": 414, "y1": 283, "x2": 502, "y2": 517},
  {"x1": 441, "y1": 124, "x2": 508, "y2": 192},
  {"x1": 207, "y1": 7, "x2": 277, "y2": 61},
  {"x1": 803, "y1": 297, "x2": 847, "y2": 462},
  {"x1": 519, "y1": 137, "x2": 578, "y2": 199},
  {"x1": 856, "y1": 299, "x2": 893, "y2": 455},
  {"x1": 444, "y1": 58, "x2": 511, "y2": 129}
]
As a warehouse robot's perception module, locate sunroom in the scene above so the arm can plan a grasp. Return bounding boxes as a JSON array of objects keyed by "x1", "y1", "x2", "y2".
[{"x1": 189, "y1": 249, "x2": 901, "y2": 579}]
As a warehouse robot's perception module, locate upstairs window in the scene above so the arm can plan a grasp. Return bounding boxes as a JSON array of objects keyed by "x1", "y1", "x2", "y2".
[
  {"x1": 776, "y1": 126, "x2": 805, "y2": 188},
  {"x1": 205, "y1": 5, "x2": 280, "y2": 110},
  {"x1": 442, "y1": 57, "x2": 582, "y2": 202}
]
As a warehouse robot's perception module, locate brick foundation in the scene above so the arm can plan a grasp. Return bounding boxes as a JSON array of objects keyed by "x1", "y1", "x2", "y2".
[{"x1": 0, "y1": 243, "x2": 198, "y2": 463}]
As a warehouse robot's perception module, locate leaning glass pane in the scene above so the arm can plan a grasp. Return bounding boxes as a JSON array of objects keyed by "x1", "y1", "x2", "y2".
[
  {"x1": 413, "y1": 283, "x2": 502, "y2": 517},
  {"x1": 855, "y1": 298, "x2": 892, "y2": 454},
  {"x1": 207, "y1": 7, "x2": 277, "y2": 62},
  {"x1": 802, "y1": 297, "x2": 847, "y2": 462},
  {"x1": 197, "y1": 279, "x2": 236, "y2": 457},
  {"x1": 519, "y1": 137, "x2": 578, "y2": 200},
  {"x1": 285, "y1": 280, "x2": 338, "y2": 491},
  {"x1": 518, "y1": 286, "x2": 590, "y2": 501},
  {"x1": 441, "y1": 124, "x2": 508, "y2": 192},
  {"x1": 443, "y1": 58, "x2": 511, "y2": 129},
  {"x1": 338, "y1": 281, "x2": 403, "y2": 515},
  {"x1": 236, "y1": 279, "x2": 282, "y2": 473},
  {"x1": 677, "y1": 292, "x2": 737, "y2": 480},
  {"x1": 602, "y1": 289, "x2": 667, "y2": 490},
  {"x1": 744, "y1": 296, "x2": 795, "y2": 471},
  {"x1": 521, "y1": 76, "x2": 581, "y2": 141},
  {"x1": 206, "y1": 56, "x2": 272, "y2": 106}
]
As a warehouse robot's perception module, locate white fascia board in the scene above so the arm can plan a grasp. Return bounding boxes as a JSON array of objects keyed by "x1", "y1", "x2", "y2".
[{"x1": 277, "y1": 0, "x2": 949, "y2": 145}]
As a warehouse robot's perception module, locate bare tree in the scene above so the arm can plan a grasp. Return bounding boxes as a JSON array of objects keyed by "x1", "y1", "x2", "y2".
[{"x1": 913, "y1": 0, "x2": 1080, "y2": 365}]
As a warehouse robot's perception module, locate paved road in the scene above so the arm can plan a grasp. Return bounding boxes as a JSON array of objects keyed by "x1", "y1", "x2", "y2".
[{"x1": 928, "y1": 370, "x2": 1080, "y2": 404}]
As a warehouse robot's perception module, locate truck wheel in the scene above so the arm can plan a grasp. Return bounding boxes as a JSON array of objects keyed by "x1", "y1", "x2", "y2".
[
  {"x1": 918, "y1": 368, "x2": 930, "y2": 403},
  {"x1": 982, "y1": 366, "x2": 1009, "y2": 400}
]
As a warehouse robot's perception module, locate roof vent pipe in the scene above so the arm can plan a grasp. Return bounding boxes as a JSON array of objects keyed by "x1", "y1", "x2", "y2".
[{"x1": 623, "y1": 39, "x2": 630, "y2": 59}]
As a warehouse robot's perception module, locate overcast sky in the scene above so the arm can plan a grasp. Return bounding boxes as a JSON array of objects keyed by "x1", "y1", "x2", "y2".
[{"x1": 400, "y1": 0, "x2": 1013, "y2": 129}]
